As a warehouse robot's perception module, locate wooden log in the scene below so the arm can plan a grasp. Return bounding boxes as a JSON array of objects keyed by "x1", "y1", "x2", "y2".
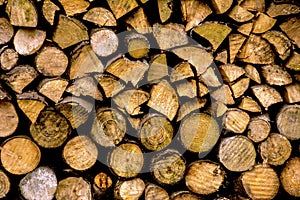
[
  {"x1": 109, "y1": 142, "x2": 143, "y2": 178},
  {"x1": 63, "y1": 135, "x2": 98, "y2": 171},
  {"x1": 158, "y1": 0, "x2": 172, "y2": 23},
  {"x1": 42, "y1": 0, "x2": 60, "y2": 26},
  {"x1": 106, "y1": 0, "x2": 138, "y2": 19},
  {"x1": 212, "y1": 101, "x2": 228, "y2": 118},
  {"x1": 6, "y1": 0, "x2": 38, "y2": 27},
  {"x1": 19, "y1": 166, "x2": 57, "y2": 200},
  {"x1": 53, "y1": 15, "x2": 89, "y2": 49},
  {"x1": 198, "y1": 82, "x2": 209, "y2": 97},
  {"x1": 247, "y1": 115, "x2": 270, "y2": 143},
  {"x1": 211, "y1": 85, "x2": 235, "y2": 105},
  {"x1": 69, "y1": 44, "x2": 104, "y2": 80},
  {"x1": 0, "y1": 84, "x2": 11, "y2": 100},
  {"x1": 240, "y1": 164, "x2": 280, "y2": 200},
  {"x1": 147, "y1": 54, "x2": 168, "y2": 82},
  {"x1": 17, "y1": 91, "x2": 47, "y2": 123},
  {"x1": 1, "y1": 136, "x2": 41, "y2": 175},
  {"x1": 56, "y1": 96, "x2": 93, "y2": 129},
  {"x1": 0, "y1": 100, "x2": 18, "y2": 137},
  {"x1": 176, "y1": 98, "x2": 207, "y2": 122},
  {"x1": 151, "y1": 149, "x2": 185, "y2": 185},
  {"x1": 13, "y1": 29, "x2": 46, "y2": 56},
  {"x1": 56, "y1": 177, "x2": 92, "y2": 200},
  {"x1": 114, "y1": 178, "x2": 145, "y2": 200},
  {"x1": 215, "y1": 49, "x2": 228, "y2": 64},
  {"x1": 286, "y1": 52, "x2": 300, "y2": 71},
  {"x1": 259, "y1": 133, "x2": 292, "y2": 166},
  {"x1": 83, "y1": 7, "x2": 117, "y2": 27},
  {"x1": 185, "y1": 160, "x2": 225, "y2": 195},
  {"x1": 218, "y1": 135, "x2": 256, "y2": 172},
  {"x1": 252, "y1": 13, "x2": 276, "y2": 34},
  {"x1": 95, "y1": 74, "x2": 125, "y2": 98},
  {"x1": 230, "y1": 77, "x2": 250, "y2": 98},
  {"x1": 126, "y1": 33, "x2": 150, "y2": 59},
  {"x1": 239, "y1": 96, "x2": 261, "y2": 113},
  {"x1": 0, "y1": 18, "x2": 14, "y2": 45},
  {"x1": 93, "y1": 172, "x2": 113, "y2": 199},
  {"x1": 147, "y1": 80, "x2": 179, "y2": 121},
  {"x1": 280, "y1": 157, "x2": 300, "y2": 197},
  {"x1": 211, "y1": 0, "x2": 233, "y2": 14},
  {"x1": 38, "y1": 78, "x2": 68, "y2": 103},
  {"x1": 199, "y1": 67, "x2": 222, "y2": 87},
  {"x1": 35, "y1": 45, "x2": 68, "y2": 77},
  {"x1": 1, "y1": 65, "x2": 38, "y2": 94},
  {"x1": 240, "y1": 0, "x2": 265, "y2": 12},
  {"x1": 0, "y1": 48, "x2": 19, "y2": 71},
  {"x1": 175, "y1": 79, "x2": 197, "y2": 98},
  {"x1": 228, "y1": 5, "x2": 254, "y2": 22},
  {"x1": 181, "y1": 0, "x2": 212, "y2": 31},
  {"x1": 218, "y1": 64, "x2": 245, "y2": 83},
  {"x1": 193, "y1": 22, "x2": 231, "y2": 51},
  {"x1": 0, "y1": 170, "x2": 10, "y2": 199},
  {"x1": 170, "y1": 191, "x2": 201, "y2": 200},
  {"x1": 284, "y1": 83, "x2": 300, "y2": 103},
  {"x1": 90, "y1": 28, "x2": 119, "y2": 57},
  {"x1": 261, "y1": 64, "x2": 292, "y2": 86},
  {"x1": 280, "y1": 17, "x2": 300, "y2": 48},
  {"x1": 125, "y1": 7, "x2": 152, "y2": 34},
  {"x1": 237, "y1": 22, "x2": 253, "y2": 36},
  {"x1": 144, "y1": 183, "x2": 169, "y2": 200},
  {"x1": 179, "y1": 113, "x2": 220, "y2": 155},
  {"x1": 251, "y1": 84, "x2": 283, "y2": 109},
  {"x1": 229, "y1": 34, "x2": 246, "y2": 63},
  {"x1": 172, "y1": 46, "x2": 213, "y2": 76},
  {"x1": 91, "y1": 107, "x2": 126, "y2": 147},
  {"x1": 58, "y1": 0, "x2": 89, "y2": 16},
  {"x1": 267, "y1": 2, "x2": 300, "y2": 17},
  {"x1": 139, "y1": 114, "x2": 173, "y2": 151},
  {"x1": 276, "y1": 105, "x2": 300, "y2": 140},
  {"x1": 223, "y1": 108, "x2": 250, "y2": 134},
  {"x1": 244, "y1": 64, "x2": 261, "y2": 84}
]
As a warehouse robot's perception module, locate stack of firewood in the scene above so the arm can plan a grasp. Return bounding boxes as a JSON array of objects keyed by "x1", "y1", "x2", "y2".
[{"x1": 0, "y1": 0, "x2": 299, "y2": 199}]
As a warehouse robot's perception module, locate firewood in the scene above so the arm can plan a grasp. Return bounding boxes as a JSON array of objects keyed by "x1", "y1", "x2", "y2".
[
  {"x1": 53, "y1": 15, "x2": 89, "y2": 49},
  {"x1": 30, "y1": 109, "x2": 71, "y2": 148},
  {"x1": 237, "y1": 22, "x2": 253, "y2": 36},
  {"x1": 193, "y1": 22, "x2": 231, "y2": 51},
  {"x1": 198, "y1": 82, "x2": 209, "y2": 97},
  {"x1": 91, "y1": 107, "x2": 126, "y2": 147},
  {"x1": 83, "y1": 7, "x2": 117, "y2": 27},
  {"x1": 93, "y1": 172, "x2": 113, "y2": 199},
  {"x1": 17, "y1": 91, "x2": 47, "y2": 123},
  {"x1": 280, "y1": 17, "x2": 300, "y2": 48},
  {"x1": 38, "y1": 78, "x2": 68, "y2": 103},
  {"x1": 211, "y1": 85, "x2": 235, "y2": 105},
  {"x1": 1, "y1": 65, "x2": 38, "y2": 94},
  {"x1": 69, "y1": 44, "x2": 104, "y2": 80},
  {"x1": 179, "y1": 113, "x2": 220, "y2": 154},
  {"x1": 212, "y1": 101, "x2": 228, "y2": 117},
  {"x1": 63, "y1": 135, "x2": 98, "y2": 171},
  {"x1": 239, "y1": 96, "x2": 261, "y2": 113},
  {"x1": 106, "y1": 57, "x2": 148, "y2": 86},
  {"x1": 252, "y1": 13, "x2": 276, "y2": 34},
  {"x1": 223, "y1": 108, "x2": 250, "y2": 134},
  {"x1": 172, "y1": 46, "x2": 213, "y2": 75},
  {"x1": 244, "y1": 64, "x2": 261, "y2": 84},
  {"x1": 240, "y1": 164, "x2": 280, "y2": 200},
  {"x1": 55, "y1": 96, "x2": 93, "y2": 128},
  {"x1": 237, "y1": 34, "x2": 275, "y2": 64},
  {"x1": 66, "y1": 76, "x2": 103, "y2": 101},
  {"x1": 276, "y1": 105, "x2": 300, "y2": 140},
  {"x1": 219, "y1": 64, "x2": 245, "y2": 83},
  {"x1": 230, "y1": 77, "x2": 250, "y2": 98},
  {"x1": 13, "y1": 29, "x2": 46, "y2": 56},
  {"x1": 181, "y1": 0, "x2": 212, "y2": 31},
  {"x1": 170, "y1": 62, "x2": 194, "y2": 82},
  {"x1": 240, "y1": 0, "x2": 265, "y2": 12},
  {"x1": 0, "y1": 170, "x2": 10, "y2": 199},
  {"x1": 267, "y1": 2, "x2": 300, "y2": 18},
  {"x1": 126, "y1": 33, "x2": 150, "y2": 59},
  {"x1": 0, "y1": 48, "x2": 18, "y2": 71},
  {"x1": 211, "y1": 0, "x2": 233, "y2": 14},
  {"x1": 56, "y1": 177, "x2": 92, "y2": 200},
  {"x1": 218, "y1": 135, "x2": 256, "y2": 172},
  {"x1": 144, "y1": 183, "x2": 169, "y2": 200},
  {"x1": 138, "y1": 114, "x2": 173, "y2": 151},
  {"x1": 147, "y1": 54, "x2": 168, "y2": 82},
  {"x1": 175, "y1": 79, "x2": 197, "y2": 98},
  {"x1": 90, "y1": 28, "x2": 119, "y2": 57},
  {"x1": 19, "y1": 167, "x2": 57, "y2": 200},
  {"x1": 286, "y1": 51, "x2": 300, "y2": 71},
  {"x1": 153, "y1": 23, "x2": 188, "y2": 50},
  {"x1": 42, "y1": 0, "x2": 60, "y2": 25},
  {"x1": 1, "y1": 136, "x2": 41, "y2": 175},
  {"x1": 158, "y1": 0, "x2": 172, "y2": 23},
  {"x1": 151, "y1": 149, "x2": 185, "y2": 185},
  {"x1": 185, "y1": 160, "x2": 225, "y2": 195},
  {"x1": 177, "y1": 98, "x2": 207, "y2": 121},
  {"x1": 228, "y1": 5, "x2": 254, "y2": 22},
  {"x1": 280, "y1": 157, "x2": 300, "y2": 197},
  {"x1": 247, "y1": 115, "x2": 270, "y2": 143},
  {"x1": 95, "y1": 74, "x2": 125, "y2": 98},
  {"x1": 106, "y1": 0, "x2": 138, "y2": 19},
  {"x1": 170, "y1": 191, "x2": 201, "y2": 200},
  {"x1": 229, "y1": 34, "x2": 246, "y2": 63},
  {"x1": 262, "y1": 30, "x2": 292, "y2": 60},
  {"x1": 6, "y1": 0, "x2": 38, "y2": 27},
  {"x1": 109, "y1": 142, "x2": 143, "y2": 178},
  {"x1": 284, "y1": 83, "x2": 300, "y2": 103},
  {"x1": 200, "y1": 67, "x2": 222, "y2": 87},
  {"x1": 0, "y1": 100, "x2": 18, "y2": 137},
  {"x1": 259, "y1": 133, "x2": 292, "y2": 166},
  {"x1": 114, "y1": 178, "x2": 145, "y2": 200},
  {"x1": 215, "y1": 49, "x2": 228, "y2": 64},
  {"x1": 113, "y1": 89, "x2": 149, "y2": 115},
  {"x1": 261, "y1": 64, "x2": 292, "y2": 86},
  {"x1": 0, "y1": 18, "x2": 14, "y2": 45},
  {"x1": 58, "y1": 0, "x2": 89, "y2": 16},
  {"x1": 147, "y1": 80, "x2": 179, "y2": 121},
  {"x1": 125, "y1": 7, "x2": 152, "y2": 34},
  {"x1": 251, "y1": 84, "x2": 283, "y2": 109}
]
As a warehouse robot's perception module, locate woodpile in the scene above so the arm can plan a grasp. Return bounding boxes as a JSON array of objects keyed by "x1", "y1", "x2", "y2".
[{"x1": 0, "y1": 0, "x2": 299, "y2": 199}]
